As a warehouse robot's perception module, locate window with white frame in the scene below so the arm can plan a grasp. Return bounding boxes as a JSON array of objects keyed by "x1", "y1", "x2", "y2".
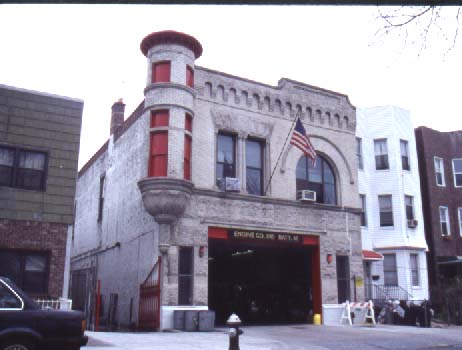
[
  {"x1": 383, "y1": 254, "x2": 398, "y2": 286},
  {"x1": 296, "y1": 155, "x2": 337, "y2": 205},
  {"x1": 439, "y1": 206, "x2": 450, "y2": 236},
  {"x1": 410, "y1": 254, "x2": 419, "y2": 286},
  {"x1": 405, "y1": 195, "x2": 414, "y2": 221},
  {"x1": 400, "y1": 140, "x2": 410, "y2": 171},
  {"x1": 453, "y1": 159, "x2": 462, "y2": 187},
  {"x1": 0, "y1": 145, "x2": 47, "y2": 191},
  {"x1": 356, "y1": 137, "x2": 363, "y2": 170},
  {"x1": 434, "y1": 157, "x2": 445, "y2": 186},
  {"x1": 458, "y1": 208, "x2": 462, "y2": 236},
  {"x1": 374, "y1": 139, "x2": 389, "y2": 170},
  {"x1": 246, "y1": 138, "x2": 264, "y2": 196},
  {"x1": 379, "y1": 195, "x2": 394, "y2": 227},
  {"x1": 216, "y1": 132, "x2": 236, "y2": 189},
  {"x1": 360, "y1": 194, "x2": 367, "y2": 227}
]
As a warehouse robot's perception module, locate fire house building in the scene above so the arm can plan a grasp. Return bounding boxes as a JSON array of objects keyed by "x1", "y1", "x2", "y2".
[{"x1": 71, "y1": 31, "x2": 363, "y2": 329}]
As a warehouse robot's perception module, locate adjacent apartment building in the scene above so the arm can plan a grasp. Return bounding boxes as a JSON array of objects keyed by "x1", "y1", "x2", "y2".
[
  {"x1": 415, "y1": 127, "x2": 462, "y2": 290},
  {"x1": 357, "y1": 106, "x2": 429, "y2": 302},
  {"x1": 0, "y1": 84, "x2": 83, "y2": 298},
  {"x1": 71, "y1": 30, "x2": 363, "y2": 330}
]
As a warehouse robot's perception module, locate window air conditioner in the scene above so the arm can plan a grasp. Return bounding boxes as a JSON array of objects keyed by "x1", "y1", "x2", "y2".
[
  {"x1": 297, "y1": 190, "x2": 316, "y2": 202},
  {"x1": 407, "y1": 219, "x2": 418, "y2": 228},
  {"x1": 225, "y1": 177, "x2": 240, "y2": 192}
]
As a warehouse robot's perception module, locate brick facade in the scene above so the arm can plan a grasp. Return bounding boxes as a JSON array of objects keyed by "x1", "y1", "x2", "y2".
[
  {"x1": 0, "y1": 219, "x2": 67, "y2": 297},
  {"x1": 415, "y1": 126, "x2": 462, "y2": 286}
]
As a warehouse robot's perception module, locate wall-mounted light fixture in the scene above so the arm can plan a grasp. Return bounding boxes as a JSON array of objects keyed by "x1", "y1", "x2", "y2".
[
  {"x1": 199, "y1": 246, "x2": 205, "y2": 258},
  {"x1": 326, "y1": 253, "x2": 333, "y2": 264}
]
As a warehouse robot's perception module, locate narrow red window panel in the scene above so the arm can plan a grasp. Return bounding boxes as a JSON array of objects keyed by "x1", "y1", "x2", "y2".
[
  {"x1": 151, "y1": 110, "x2": 169, "y2": 127},
  {"x1": 149, "y1": 131, "x2": 168, "y2": 177},
  {"x1": 185, "y1": 113, "x2": 192, "y2": 132},
  {"x1": 184, "y1": 135, "x2": 192, "y2": 180},
  {"x1": 302, "y1": 235, "x2": 319, "y2": 246},
  {"x1": 152, "y1": 61, "x2": 171, "y2": 83},
  {"x1": 186, "y1": 65, "x2": 194, "y2": 88},
  {"x1": 208, "y1": 227, "x2": 228, "y2": 240}
]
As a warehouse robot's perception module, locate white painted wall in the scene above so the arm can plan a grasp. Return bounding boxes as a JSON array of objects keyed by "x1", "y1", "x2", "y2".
[{"x1": 357, "y1": 106, "x2": 429, "y2": 300}]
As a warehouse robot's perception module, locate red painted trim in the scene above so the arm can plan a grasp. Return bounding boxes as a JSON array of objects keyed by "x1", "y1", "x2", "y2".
[
  {"x1": 208, "y1": 227, "x2": 228, "y2": 240},
  {"x1": 151, "y1": 110, "x2": 169, "y2": 127},
  {"x1": 362, "y1": 250, "x2": 384, "y2": 260},
  {"x1": 312, "y1": 244, "x2": 322, "y2": 315},
  {"x1": 185, "y1": 113, "x2": 193, "y2": 132},
  {"x1": 152, "y1": 61, "x2": 171, "y2": 83},
  {"x1": 149, "y1": 131, "x2": 168, "y2": 177},
  {"x1": 302, "y1": 235, "x2": 319, "y2": 246},
  {"x1": 184, "y1": 135, "x2": 192, "y2": 180},
  {"x1": 95, "y1": 280, "x2": 101, "y2": 332},
  {"x1": 186, "y1": 65, "x2": 194, "y2": 88},
  {"x1": 141, "y1": 30, "x2": 203, "y2": 58}
]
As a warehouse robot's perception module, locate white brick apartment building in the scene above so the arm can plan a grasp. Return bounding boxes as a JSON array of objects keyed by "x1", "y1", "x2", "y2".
[
  {"x1": 357, "y1": 106, "x2": 429, "y2": 301},
  {"x1": 71, "y1": 30, "x2": 363, "y2": 330}
]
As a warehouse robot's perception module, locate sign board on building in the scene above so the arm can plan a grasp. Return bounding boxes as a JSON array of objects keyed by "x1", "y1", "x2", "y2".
[{"x1": 228, "y1": 229, "x2": 302, "y2": 244}]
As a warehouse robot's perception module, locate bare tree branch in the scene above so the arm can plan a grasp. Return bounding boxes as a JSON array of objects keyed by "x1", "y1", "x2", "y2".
[
  {"x1": 451, "y1": 7, "x2": 461, "y2": 50},
  {"x1": 379, "y1": 6, "x2": 433, "y2": 29},
  {"x1": 375, "y1": 6, "x2": 462, "y2": 57}
]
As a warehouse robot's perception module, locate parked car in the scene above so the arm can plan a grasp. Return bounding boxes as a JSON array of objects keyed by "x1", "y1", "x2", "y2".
[{"x1": 0, "y1": 276, "x2": 88, "y2": 350}]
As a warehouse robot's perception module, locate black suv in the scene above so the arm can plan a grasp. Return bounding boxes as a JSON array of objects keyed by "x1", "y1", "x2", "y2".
[{"x1": 0, "y1": 276, "x2": 88, "y2": 350}]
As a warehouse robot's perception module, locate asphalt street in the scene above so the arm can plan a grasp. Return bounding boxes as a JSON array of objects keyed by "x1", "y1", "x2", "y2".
[{"x1": 84, "y1": 324, "x2": 462, "y2": 350}]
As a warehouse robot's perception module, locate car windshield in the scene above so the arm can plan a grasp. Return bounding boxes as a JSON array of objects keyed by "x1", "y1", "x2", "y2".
[
  {"x1": 0, "y1": 280, "x2": 22, "y2": 309},
  {"x1": 0, "y1": 277, "x2": 40, "y2": 310}
]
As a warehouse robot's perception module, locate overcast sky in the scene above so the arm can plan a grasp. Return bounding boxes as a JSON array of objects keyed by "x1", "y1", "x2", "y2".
[{"x1": 1, "y1": 4, "x2": 461, "y2": 169}]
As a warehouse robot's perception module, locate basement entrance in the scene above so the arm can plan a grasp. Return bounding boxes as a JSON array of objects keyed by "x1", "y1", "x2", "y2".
[{"x1": 208, "y1": 227, "x2": 321, "y2": 325}]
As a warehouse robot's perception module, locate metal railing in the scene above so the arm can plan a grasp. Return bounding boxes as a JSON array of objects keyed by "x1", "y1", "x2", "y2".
[
  {"x1": 365, "y1": 284, "x2": 413, "y2": 303},
  {"x1": 35, "y1": 298, "x2": 73, "y2": 310}
]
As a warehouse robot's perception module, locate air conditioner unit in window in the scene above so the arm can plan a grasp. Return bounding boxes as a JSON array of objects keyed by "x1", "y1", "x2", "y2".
[
  {"x1": 407, "y1": 219, "x2": 418, "y2": 228},
  {"x1": 297, "y1": 190, "x2": 316, "y2": 202},
  {"x1": 225, "y1": 177, "x2": 240, "y2": 192}
]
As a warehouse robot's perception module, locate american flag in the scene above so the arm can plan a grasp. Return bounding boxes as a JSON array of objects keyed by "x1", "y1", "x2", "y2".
[{"x1": 290, "y1": 117, "x2": 317, "y2": 163}]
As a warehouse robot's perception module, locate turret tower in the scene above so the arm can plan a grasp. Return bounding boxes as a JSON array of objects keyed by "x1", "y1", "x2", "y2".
[{"x1": 137, "y1": 30, "x2": 202, "y2": 306}]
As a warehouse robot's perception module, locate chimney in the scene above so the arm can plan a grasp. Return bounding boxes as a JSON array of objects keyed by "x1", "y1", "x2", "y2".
[{"x1": 110, "y1": 98, "x2": 125, "y2": 135}]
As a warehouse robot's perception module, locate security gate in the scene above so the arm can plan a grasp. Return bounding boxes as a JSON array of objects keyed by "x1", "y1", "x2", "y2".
[{"x1": 139, "y1": 256, "x2": 162, "y2": 330}]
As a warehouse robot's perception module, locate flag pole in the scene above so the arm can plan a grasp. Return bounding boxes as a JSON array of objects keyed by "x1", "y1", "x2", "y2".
[{"x1": 263, "y1": 111, "x2": 300, "y2": 196}]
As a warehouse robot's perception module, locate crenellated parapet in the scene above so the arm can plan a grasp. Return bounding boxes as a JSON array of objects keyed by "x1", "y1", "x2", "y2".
[{"x1": 196, "y1": 67, "x2": 356, "y2": 133}]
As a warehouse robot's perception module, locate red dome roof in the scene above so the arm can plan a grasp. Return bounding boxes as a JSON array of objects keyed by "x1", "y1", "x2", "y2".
[{"x1": 140, "y1": 30, "x2": 203, "y2": 58}]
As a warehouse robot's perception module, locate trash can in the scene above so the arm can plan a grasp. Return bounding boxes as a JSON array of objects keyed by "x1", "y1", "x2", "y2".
[
  {"x1": 174, "y1": 310, "x2": 185, "y2": 330},
  {"x1": 418, "y1": 302, "x2": 432, "y2": 328},
  {"x1": 198, "y1": 310, "x2": 215, "y2": 331},
  {"x1": 184, "y1": 310, "x2": 199, "y2": 331}
]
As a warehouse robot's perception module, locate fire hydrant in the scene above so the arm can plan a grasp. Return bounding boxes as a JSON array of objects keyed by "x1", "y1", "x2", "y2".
[{"x1": 227, "y1": 313, "x2": 243, "y2": 350}]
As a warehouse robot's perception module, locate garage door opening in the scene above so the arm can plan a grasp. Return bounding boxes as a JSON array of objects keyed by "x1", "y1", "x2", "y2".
[{"x1": 208, "y1": 229, "x2": 320, "y2": 325}]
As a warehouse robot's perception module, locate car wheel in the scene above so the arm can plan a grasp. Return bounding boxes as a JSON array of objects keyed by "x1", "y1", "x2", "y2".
[{"x1": 0, "y1": 339, "x2": 36, "y2": 350}]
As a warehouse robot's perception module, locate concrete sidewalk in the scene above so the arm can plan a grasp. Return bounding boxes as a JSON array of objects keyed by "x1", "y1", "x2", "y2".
[{"x1": 85, "y1": 324, "x2": 462, "y2": 350}]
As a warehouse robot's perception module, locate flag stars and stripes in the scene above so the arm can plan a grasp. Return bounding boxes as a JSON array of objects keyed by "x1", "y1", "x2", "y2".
[{"x1": 290, "y1": 117, "x2": 317, "y2": 163}]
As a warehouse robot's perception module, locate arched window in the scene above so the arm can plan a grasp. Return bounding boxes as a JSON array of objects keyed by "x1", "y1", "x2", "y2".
[{"x1": 296, "y1": 155, "x2": 336, "y2": 205}]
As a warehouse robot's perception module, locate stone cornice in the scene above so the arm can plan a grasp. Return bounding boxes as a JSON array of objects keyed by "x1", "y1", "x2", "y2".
[
  {"x1": 140, "y1": 30, "x2": 203, "y2": 58},
  {"x1": 192, "y1": 187, "x2": 361, "y2": 214}
]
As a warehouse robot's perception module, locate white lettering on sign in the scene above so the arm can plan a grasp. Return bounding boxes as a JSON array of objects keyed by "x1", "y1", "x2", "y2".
[{"x1": 230, "y1": 230, "x2": 300, "y2": 243}]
